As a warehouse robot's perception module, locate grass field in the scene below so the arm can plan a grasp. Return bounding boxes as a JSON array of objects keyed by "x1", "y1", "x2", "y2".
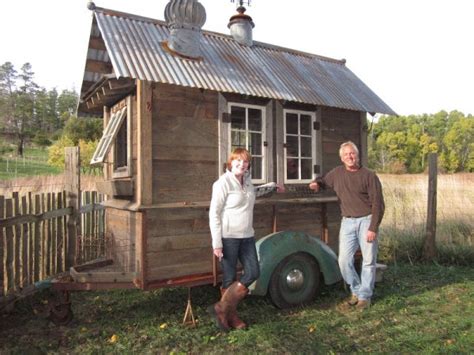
[
  {"x1": 0, "y1": 263, "x2": 472, "y2": 353},
  {"x1": 378, "y1": 173, "x2": 473, "y2": 265},
  {"x1": 0, "y1": 146, "x2": 61, "y2": 180}
]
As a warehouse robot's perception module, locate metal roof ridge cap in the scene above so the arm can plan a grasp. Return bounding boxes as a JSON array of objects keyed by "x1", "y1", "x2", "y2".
[
  {"x1": 252, "y1": 41, "x2": 346, "y2": 65},
  {"x1": 202, "y1": 29, "x2": 345, "y2": 65},
  {"x1": 92, "y1": 6, "x2": 167, "y2": 26}
]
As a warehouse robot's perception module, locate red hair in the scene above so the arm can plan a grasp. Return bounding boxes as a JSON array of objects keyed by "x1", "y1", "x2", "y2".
[{"x1": 227, "y1": 148, "x2": 252, "y2": 170}]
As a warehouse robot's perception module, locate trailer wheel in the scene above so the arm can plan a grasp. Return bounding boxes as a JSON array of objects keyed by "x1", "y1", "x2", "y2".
[
  {"x1": 49, "y1": 303, "x2": 74, "y2": 326},
  {"x1": 268, "y1": 252, "x2": 321, "y2": 309},
  {"x1": 48, "y1": 291, "x2": 73, "y2": 326}
]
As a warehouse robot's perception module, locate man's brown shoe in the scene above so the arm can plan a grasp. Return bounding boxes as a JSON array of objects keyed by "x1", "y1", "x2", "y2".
[
  {"x1": 356, "y1": 299, "x2": 371, "y2": 310},
  {"x1": 337, "y1": 294, "x2": 358, "y2": 312},
  {"x1": 347, "y1": 294, "x2": 358, "y2": 306}
]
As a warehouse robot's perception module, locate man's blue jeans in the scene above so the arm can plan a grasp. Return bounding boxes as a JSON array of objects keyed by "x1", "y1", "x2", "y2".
[
  {"x1": 338, "y1": 215, "x2": 378, "y2": 301},
  {"x1": 221, "y1": 237, "x2": 260, "y2": 288}
]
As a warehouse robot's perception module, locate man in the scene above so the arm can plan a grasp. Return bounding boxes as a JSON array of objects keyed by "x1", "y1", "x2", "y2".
[{"x1": 309, "y1": 141, "x2": 384, "y2": 310}]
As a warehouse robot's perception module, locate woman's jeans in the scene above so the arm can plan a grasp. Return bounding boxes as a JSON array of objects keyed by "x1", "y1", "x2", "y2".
[
  {"x1": 338, "y1": 215, "x2": 378, "y2": 301},
  {"x1": 221, "y1": 237, "x2": 260, "y2": 288}
]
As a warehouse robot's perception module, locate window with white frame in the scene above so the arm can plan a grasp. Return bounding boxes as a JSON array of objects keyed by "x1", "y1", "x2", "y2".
[
  {"x1": 90, "y1": 101, "x2": 132, "y2": 178},
  {"x1": 284, "y1": 109, "x2": 316, "y2": 183},
  {"x1": 229, "y1": 103, "x2": 266, "y2": 183}
]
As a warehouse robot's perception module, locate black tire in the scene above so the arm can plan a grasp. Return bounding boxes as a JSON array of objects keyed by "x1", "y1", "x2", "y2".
[
  {"x1": 48, "y1": 291, "x2": 73, "y2": 326},
  {"x1": 268, "y1": 252, "x2": 321, "y2": 309},
  {"x1": 49, "y1": 303, "x2": 73, "y2": 326}
]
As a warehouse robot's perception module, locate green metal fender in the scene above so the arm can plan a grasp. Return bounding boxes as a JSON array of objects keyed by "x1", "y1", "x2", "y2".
[{"x1": 249, "y1": 231, "x2": 342, "y2": 296}]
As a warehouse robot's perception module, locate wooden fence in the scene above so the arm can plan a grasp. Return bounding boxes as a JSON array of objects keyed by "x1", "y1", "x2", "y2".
[
  {"x1": 0, "y1": 147, "x2": 106, "y2": 303},
  {"x1": 0, "y1": 190, "x2": 105, "y2": 298}
]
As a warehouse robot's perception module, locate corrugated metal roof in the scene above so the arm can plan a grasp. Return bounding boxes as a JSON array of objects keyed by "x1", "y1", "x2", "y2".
[{"x1": 79, "y1": 7, "x2": 396, "y2": 116}]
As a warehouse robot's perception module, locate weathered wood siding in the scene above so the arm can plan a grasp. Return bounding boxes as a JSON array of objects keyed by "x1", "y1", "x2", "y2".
[
  {"x1": 145, "y1": 207, "x2": 211, "y2": 280},
  {"x1": 105, "y1": 208, "x2": 141, "y2": 272},
  {"x1": 326, "y1": 202, "x2": 342, "y2": 251},
  {"x1": 151, "y1": 84, "x2": 219, "y2": 204},
  {"x1": 321, "y1": 107, "x2": 361, "y2": 173},
  {"x1": 265, "y1": 203, "x2": 322, "y2": 237},
  {"x1": 143, "y1": 202, "x2": 327, "y2": 282}
]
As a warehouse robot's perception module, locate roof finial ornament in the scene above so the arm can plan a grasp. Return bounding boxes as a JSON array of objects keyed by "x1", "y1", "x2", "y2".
[
  {"x1": 87, "y1": 1, "x2": 96, "y2": 10},
  {"x1": 228, "y1": 0, "x2": 254, "y2": 46},
  {"x1": 231, "y1": 0, "x2": 252, "y2": 7},
  {"x1": 164, "y1": 0, "x2": 207, "y2": 59}
]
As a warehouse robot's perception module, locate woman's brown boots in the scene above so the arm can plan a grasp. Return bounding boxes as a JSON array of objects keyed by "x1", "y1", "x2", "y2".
[{"x1": 208, "y1": 281, "x2": 249, "y2": 331}]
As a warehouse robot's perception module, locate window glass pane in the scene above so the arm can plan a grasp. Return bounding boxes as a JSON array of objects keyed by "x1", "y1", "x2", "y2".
[
  {"x1": 286, "y1": 136, "x2": 298, "y2": 157},
  {"x1": 114, "y1": 118, "x2": 127, "y2": 168},
  {"x1": 251, "y1": 157, "x2": 262, "y2": 180},
  {"x1": 231, "y1": 106, "x2": 245, "y2": 130},
  {"x1": 286, "y1": 113, "x2": 298, "y2": 134},
  {"x1": 300, "y1": 114, "x2": 312, "y2": 135},
  {"x1": 301, "y1": 159, "x2": 313, "y2": 179},
  {"x1": 249, "y1": 133, "x2": 262, "y2": 155},
  {"x1": 286, "y1": 158, "x2": 298, "y2": 180},
  {"x1": 248, "y1": 108, "x2": 262, "y2": 131},
  {"x1": 231, "y1": 131, "x2": 246, "y2": 148},
  {"x1": 301, "y1": 137, "x2": 312, "y2": 157}
]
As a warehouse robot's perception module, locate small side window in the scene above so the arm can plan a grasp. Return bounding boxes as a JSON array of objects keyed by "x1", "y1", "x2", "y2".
[{"x1": 90, "y1": 106, "x2": 127, "y2": 166}]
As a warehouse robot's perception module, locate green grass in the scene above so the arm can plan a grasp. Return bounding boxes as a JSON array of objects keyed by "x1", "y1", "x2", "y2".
[
  {"x1": 1, "y1": 262, "x2": 472, "y2": 353},
  {"x1": 0, "y1": 146, "x2": 62, "y2": 180}
]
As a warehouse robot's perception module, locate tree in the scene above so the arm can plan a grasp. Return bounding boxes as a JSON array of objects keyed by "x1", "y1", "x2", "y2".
[
  {"x1": 369, "y1": 111, "x2": 472, "y2": 173},
  {"x1": 419, "y1": 133, "x2": 438, "y2": 171},
  {"x1": 57, "y1": 89, "x2": 78, "y2": 117},
  {"x1": 0, "y1": 62, "x2": 79, "y2": 153},
  {"x1": 0, "y1": 62, "x2": 17, "y2": 132},
  {"x1": 62, "y1": 116, "x2": 102, "y2": 144},
  {"x1": 375, "y1": 131, "x2": 408, "y2": 173},
  {"x1": 0, "y1": 62, "x2": 38, "y2": 156},
  {"x1": 440, "y1": 117, "x2": 474, "y2": 172}
]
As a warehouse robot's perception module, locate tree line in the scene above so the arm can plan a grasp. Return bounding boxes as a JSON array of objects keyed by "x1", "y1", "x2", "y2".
[
  {"x1": 368, "y1": 111, "x2": 473, "y2": 173},
  {"x1": 0, "y1": 62, "x2": 101, "y2": 166}
]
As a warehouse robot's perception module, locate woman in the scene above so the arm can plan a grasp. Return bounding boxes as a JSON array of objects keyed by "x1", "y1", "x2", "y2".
[{"x1": 208, "y1": 148, "x2": 283, "y2": 331}]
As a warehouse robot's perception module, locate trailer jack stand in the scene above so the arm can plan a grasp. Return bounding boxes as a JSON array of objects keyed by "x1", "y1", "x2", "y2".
[{"x1": 182, "y1": 288, "x2": 196, "y2": 327}]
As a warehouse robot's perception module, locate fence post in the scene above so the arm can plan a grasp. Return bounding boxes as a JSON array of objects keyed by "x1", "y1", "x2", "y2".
[
  {"x1": 0, "y1": 196, "x2": 4, "y2": 297},
  {"x1": 65, "y1": 147, "x2": 81, "y2": 267},
  {"x1": 423, "y1": 153, "x2": 437, "y2": 260}
]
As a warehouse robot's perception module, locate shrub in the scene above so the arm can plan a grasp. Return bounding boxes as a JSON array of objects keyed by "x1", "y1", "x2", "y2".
[
  {"x1": 47, "y1": 136, "x2": 74, "y2": 168},
  {"x1": 32, "y1": 132, "x2": 52, "y2": 147}
]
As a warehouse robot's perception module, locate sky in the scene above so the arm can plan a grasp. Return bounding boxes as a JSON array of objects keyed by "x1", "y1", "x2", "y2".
[{"x1": 1, "y1": 0, "x2": 473, "y2": 117}]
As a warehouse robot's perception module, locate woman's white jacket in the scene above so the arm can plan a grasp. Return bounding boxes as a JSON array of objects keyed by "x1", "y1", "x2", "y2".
[{"x1": 209, "y1": 170, "x2": 256, "y2": 249}]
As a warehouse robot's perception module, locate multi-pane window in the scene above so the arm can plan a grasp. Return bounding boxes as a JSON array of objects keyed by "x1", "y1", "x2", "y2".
[
  {"x1": 229, "y1": 103, "x2": 265, "y2": 183},
  {"x1": 90, "y1": 106, "x2": 127, "y2": 166},
  {"x1": 284, "y1": 110, "x2": 316, "y2": 183},
  {"x1": 90, "y1": 101, "x2": 131, "y2": 178}
]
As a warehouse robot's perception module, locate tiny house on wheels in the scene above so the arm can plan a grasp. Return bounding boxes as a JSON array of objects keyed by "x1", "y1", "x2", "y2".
[{"x1": 54, "y1": 0, "x2": 395, "y2": 319}]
